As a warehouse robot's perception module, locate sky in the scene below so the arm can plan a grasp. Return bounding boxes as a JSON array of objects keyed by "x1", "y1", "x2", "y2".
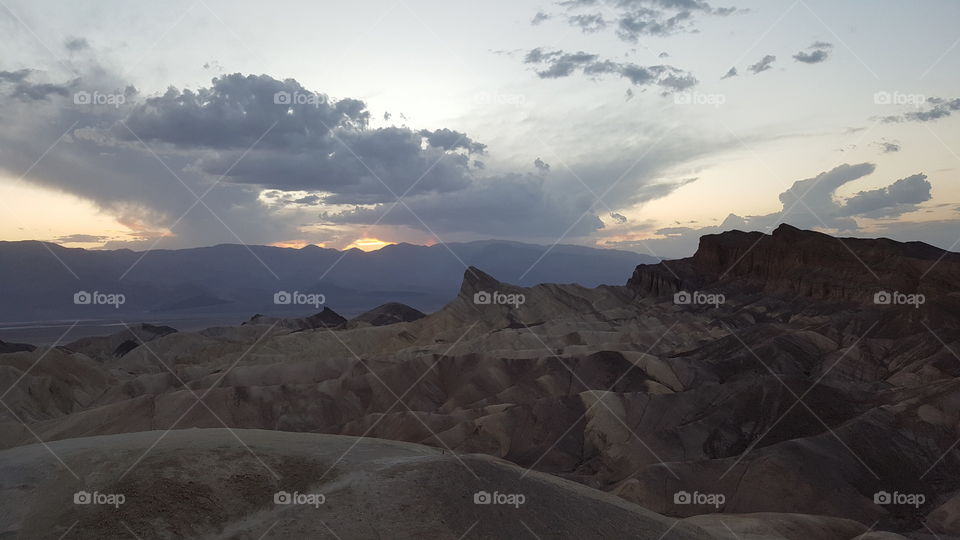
[{"x1": 0, "y1": 0, "x2": 957, "y2": 258}]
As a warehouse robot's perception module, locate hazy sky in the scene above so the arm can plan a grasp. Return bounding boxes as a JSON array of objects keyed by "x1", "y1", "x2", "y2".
[{"x1": 0, "y1": 0, "x2": 958, "y2": 257}]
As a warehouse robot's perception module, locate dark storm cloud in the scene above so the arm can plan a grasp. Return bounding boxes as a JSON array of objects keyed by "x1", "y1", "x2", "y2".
[
  {"x1": 841, "y1": 174, "x2": 930, "y2": 218},
  {"x1": 523, "y1": 48, "x2": 698, "y2": 91},
  {"x1": 534, "y1": 158, "x2": 551, "y2": 172},
  {"x1": 882, "y1": 96, "x2": 960, "y2": 123},
  {"x1": 721, "y1": 67, "x2": 738, "y2": 79},
  {"x1": 609, "y1": 212, "x2": 627, "y2": 224},
  {"x1": 748, "y1": 55, "x2": 776, "y2": 74},
  {"x1": 793, "y1": 42, "x2": 832, "y2": 64},
  {"x1": 418, "y1": 128, "x2": 487, "y2": 154},
  {"x1": 0, "y1": 64, "x2": 710, "y2": 248}
]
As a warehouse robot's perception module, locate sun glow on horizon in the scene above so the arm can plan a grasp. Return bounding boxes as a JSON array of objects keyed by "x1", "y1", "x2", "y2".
[{"x1": 344, "y1": 237, "x2": 394, "y2": 252}]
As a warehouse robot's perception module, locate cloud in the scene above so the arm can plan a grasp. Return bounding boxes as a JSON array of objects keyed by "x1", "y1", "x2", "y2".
[
  {"x1": 64, "y1": 37, "x2": 89, "y2": 51},
  {"x1": 534, "y1": 158, "x2": 551, "y2": 172},
  {"x1": 531, "y1": 11, "x2": 552, "y2": 25},
  {"x1": 54, "y1": 233, "x2": 108, "y2": 243},
  {"x1": 748, "y1": 55, "x2": 776, "y2": 74},
  {"x1": 0, "y1": 62, "x2": 714, "y2": 248},
  {"x1": 550, "y1": 0, "x2": 738, "y2": 42},
  {"x1": 793, "y1": 42, "x2": 833, "y2": 64},
  {"x1": 523, "y1": 48, "x2": 698, "y2": 91},
  {"x1": 874, "y1": 140, "x2": 901, "y2": 153},
  {"x1": 616, "y1": 164, "x2": 937, "y2": 257},
  {"x1": 881, "y1": 96, "x2": 960, "y2": 123},
  {"x1": 609, "y1": 212, "x2": 627, "y2": 224},
  {"x1": 721, "y1": 67, "x2": 738, "y2": 79},
  {"x1": 568, "y1": 13, "x2": 608, "y2": 32}
]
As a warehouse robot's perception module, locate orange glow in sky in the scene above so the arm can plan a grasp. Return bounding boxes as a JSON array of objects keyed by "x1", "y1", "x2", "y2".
[{"x1": 344, "y1": 237, "x2": 394, "y2": 252}]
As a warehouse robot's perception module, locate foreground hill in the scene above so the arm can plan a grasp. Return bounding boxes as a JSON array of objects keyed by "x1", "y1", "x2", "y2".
[{"x1": 1, "y1": 224, "x2": 958, "y2": 538}]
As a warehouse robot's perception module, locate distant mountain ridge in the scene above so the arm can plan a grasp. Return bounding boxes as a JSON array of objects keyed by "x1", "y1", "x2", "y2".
[{"x1": 0, "y1": 239, "x2": 655, "y2": 323}]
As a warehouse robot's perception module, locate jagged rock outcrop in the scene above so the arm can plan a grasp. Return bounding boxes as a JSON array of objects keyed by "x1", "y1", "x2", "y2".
[
  {"x1": 349, "y1": 302, "x2": 426, "y2": 327},
  {"x1": 245, "y1": 307, "x2": 348, "y2": 330}
]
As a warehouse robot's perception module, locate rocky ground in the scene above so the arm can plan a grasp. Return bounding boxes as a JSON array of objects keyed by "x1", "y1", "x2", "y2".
[{"x1": 1, "y1": 224, "x2": 959, "y2": 539}]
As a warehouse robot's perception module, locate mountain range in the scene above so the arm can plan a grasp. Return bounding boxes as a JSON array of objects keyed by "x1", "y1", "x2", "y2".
[{"x1": 1, "y1": 224, "x2": 959, "y2": 538}]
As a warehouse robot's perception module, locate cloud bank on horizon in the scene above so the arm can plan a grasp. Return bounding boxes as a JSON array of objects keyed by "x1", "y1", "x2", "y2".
[{"x1": 0, "y1": 0, "x2": 957, "y2": 258}]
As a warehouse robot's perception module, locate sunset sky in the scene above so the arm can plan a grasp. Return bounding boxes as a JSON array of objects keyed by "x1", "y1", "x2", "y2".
[{"x1": 1, "y1": 0, "x2": 958, "y2": 258}]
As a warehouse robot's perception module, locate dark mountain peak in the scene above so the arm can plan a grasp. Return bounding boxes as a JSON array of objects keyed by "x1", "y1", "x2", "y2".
[
  {"x1": 459, "y1": 266, "x2": 502, "y2": 297},
  {"x1": 246, "y1": 307, "x2": 347, "y2": 331},
  {"x1": 350, "y1": 302, "x2": 426, "y2": 326}
]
